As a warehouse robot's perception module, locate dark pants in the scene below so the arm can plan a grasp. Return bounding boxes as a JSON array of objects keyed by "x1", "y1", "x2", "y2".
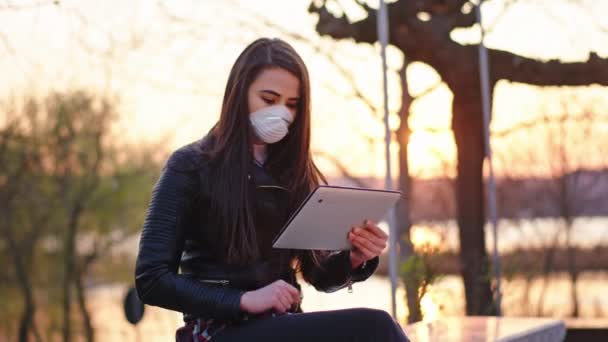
[{"x1": 214, "y1": 308, "x2": 410, "y2": 342}]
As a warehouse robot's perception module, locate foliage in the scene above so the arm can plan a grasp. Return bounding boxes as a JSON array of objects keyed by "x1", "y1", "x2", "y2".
[
  {"x1": 400, "y1": 244, "x2": 443, "y2": 321},
  {"x1": 0, "y1": 90, "x2": 163, "y2": 341}
]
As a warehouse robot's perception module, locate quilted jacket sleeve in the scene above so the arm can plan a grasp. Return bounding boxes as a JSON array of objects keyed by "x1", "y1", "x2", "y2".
[
  {"x1": 300, "y1": 250, "x2": 379, "y2": 293},
  {"x1": 134, "y1": 149, "x2": 244, "y2": 321}
]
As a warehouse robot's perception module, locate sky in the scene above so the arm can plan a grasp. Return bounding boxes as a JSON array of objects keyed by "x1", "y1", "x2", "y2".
[{"x1": 1, "y1": 0, "x2": 608, "y2": 179}]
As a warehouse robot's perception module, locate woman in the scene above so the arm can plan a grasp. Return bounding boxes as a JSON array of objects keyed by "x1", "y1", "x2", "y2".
[{"x1": 135, "y1": 37, "x2": 409, "y2": 341}]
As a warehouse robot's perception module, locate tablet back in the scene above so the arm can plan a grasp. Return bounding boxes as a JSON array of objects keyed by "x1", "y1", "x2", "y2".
[{"x1": 272, "y1": 185, "x2": 401, "y2": 250}]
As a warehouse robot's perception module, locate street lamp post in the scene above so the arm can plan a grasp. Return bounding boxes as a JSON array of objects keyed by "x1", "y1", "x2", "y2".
[
  {"x1": 475, "y1": 0, "x2": 502, "y2": 316},
  {"x1": 377, "y1": 0, "x2": 398, "y2": 319}
]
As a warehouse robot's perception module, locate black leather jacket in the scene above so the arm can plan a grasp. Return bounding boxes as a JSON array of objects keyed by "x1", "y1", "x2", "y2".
[{"x1": 134, "y1": 138, "x2": 378, "y2": 322}]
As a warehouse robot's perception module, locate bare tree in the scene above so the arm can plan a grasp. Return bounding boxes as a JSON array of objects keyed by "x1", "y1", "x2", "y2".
[
  {"x1": 1, "y1": 91, "x2": 163, "y2": 342},
  {"x1": 492, "y1": 103, "x2": 608, "y2": 316},
  {"x1": 0, "y1": 98, "x2": 58, "y2": 342},
  {"x1": 308, "y1": 0, "x2": 608, "y2": 315}
]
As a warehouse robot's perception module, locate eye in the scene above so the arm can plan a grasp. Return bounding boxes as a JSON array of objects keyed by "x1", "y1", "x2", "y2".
[
  {"x1": 287, "y1": 102, "x2": 298, "y2": 109},
  {"x1": 262, "y1": 98, "x2": 275, "y2": 105}
]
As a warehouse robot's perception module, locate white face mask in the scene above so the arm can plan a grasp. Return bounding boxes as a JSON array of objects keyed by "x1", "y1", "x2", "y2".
[{"x1": 249, "y1": 104, "x2": 295, "y2": 144}]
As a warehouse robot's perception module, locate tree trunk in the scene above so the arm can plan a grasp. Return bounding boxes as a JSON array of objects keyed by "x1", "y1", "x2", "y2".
[
  {"x1": 16, "y1": 270, "x2": 36, "y2": 342},
  {"x1": 452, "y1": 93, "x2": 496, "y2": 315},
  {"x1": 75, "y1": 264, "x2": 95, "y2": 342},
  {"x1": 537, "y1": 224, "x2": 561, "y2": 316},
  {"x1": 62, "y1": 246, "x2": 73, "y2": 342},
  {"x1": 395, "y1": 60, "x2": 422, "y2": 323},
  {"x1": 17, "y1": 293, "x2": 35, "y2": 342},
  {"x1": 3, "y1": 218, "x2": 37, "y2": 342},
  {"x1": 522, "y1": 275, "x2": 532, "y2": 316},
  {"x1": 62, "y1": 204, "x2": 82, "y2": 342},
  {"x1": 564, "y1": 217, "x2": 579, "y2": 317},
  {"x1": 559, "y1": 170, "x2": 579, "y2": 317},
  {"x1": 566, "y1": 231, "x2": 579, "y2": 317}
]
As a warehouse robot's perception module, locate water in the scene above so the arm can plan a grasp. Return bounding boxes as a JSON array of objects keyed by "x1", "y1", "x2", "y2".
[
  {"x1": 89, "y1": 272, "x2": 608, "y2": 341},
  {"x1": 84, "y1": 217, "x2": 608, "y2": 340},
  {"x1": 408, "y1": 217, "x2": 608, "y2": 252}
]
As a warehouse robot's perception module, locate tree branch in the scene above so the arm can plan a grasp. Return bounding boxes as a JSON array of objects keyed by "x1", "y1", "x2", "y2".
[
  {"x1": 310, "y1": 1, "x2": 608, "y2": 88},
  {"x1": 0, "y1": 0, "x2": 57, "y2": 11},
  {"x1": 492, "y1": 113, "x2": 608, "y2": 138},
  {"x1": 491, "y1": 50, "x2": 608, "y2": 86},
  {"x1": 308, "y1": 0, "x2": 375, "y2": 43},
  {"x1": 313, "y1": 150, "x2": 370, "y2": 188},
  {"x1": 450, "y1": 4, "x2": 477, "y2": 29}
]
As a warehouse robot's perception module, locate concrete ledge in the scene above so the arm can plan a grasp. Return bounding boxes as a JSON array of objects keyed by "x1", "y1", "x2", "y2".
[{"x1": 403, "y1": 316, "x2": 566, "y2": 342}]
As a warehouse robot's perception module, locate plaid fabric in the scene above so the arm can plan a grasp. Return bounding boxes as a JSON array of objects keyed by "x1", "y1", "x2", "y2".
[{"x1": 175, "y1": 318, "x2": 228, "y2": 342}]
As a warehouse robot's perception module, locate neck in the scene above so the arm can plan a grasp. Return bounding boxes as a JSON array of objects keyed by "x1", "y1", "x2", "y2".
[{"x1": 252, "y1": 143, "x2": 267, "y2": 165}]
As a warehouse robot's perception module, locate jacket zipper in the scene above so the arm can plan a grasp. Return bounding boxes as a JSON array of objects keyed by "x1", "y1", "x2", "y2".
[{"x1": 198, "y1": 279, "x2": 230, "y2": 286}]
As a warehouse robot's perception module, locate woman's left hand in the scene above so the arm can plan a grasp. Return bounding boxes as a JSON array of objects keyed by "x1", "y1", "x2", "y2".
[{"x1": 347, "y1": 219, "x2": 388, "y2": 269}]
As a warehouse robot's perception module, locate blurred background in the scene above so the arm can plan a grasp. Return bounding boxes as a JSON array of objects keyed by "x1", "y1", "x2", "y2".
[{"x1": 1, "y1": 0, "x2": 607, "y2": 341}]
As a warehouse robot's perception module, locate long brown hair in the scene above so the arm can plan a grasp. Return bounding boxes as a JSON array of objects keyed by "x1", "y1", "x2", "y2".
[{"x1": 202, "y1": 38, "x2": 326, "y2": 265}]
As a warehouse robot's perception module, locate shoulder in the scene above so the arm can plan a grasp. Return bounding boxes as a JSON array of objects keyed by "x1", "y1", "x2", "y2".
[{"x1": 165, "y1": 137, "x2": 211, "y2": 173}]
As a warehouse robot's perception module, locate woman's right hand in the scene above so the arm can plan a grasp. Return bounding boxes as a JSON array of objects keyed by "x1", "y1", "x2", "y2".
[{"x1": 239, "y1": 280, "x2": 301, "y2": 315}]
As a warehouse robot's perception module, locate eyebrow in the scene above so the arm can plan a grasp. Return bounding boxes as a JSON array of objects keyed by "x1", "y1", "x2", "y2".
[{"x1": 260, "y1": 89, "x2": 300, "y2": 101}]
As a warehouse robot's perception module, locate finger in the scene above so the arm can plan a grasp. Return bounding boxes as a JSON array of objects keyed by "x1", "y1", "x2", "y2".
[
  {"x1": 353, "y1": 227, "x2": 385, "y2": 246},
  {"x1": 362, "y1": 219, "x2": 388, "y2": 238},
  {"x1": 352, "y1": 238, "x2": 382, "y2": 258},
  {"x1": 272, "y1": 285, "x2": 290, "y2": 306},
  {"x1": 279, "y1": 291, "x2": 294, "y2": 308},
  {"x1": 274, "y1": 295, "x2": 289, "y2": 313},
  {"x1": 353, "y1": 246, "x2": 375, "y2": 261},
  {"x1": 279, "y1": 281, "x2": 301, "y2": 303},
  {"x1": 279, "y1": 286, "x2": 299, "y2": 306},
  {"x1": 275, "y1": 282, "x2": 295, "y2": 304},
  {"x1": 279, "y1": 280, "x2": 299, "y2": 296},
  {"x1": 273, "y1": 302, "x2": 287, "y2": 314},
  {"x1": 288, "y1": 287, "x2": 302, "y2": 305},
  {"x1": 363, "y1": 220, "x2": 389, "y2": 239},
  {"x1": 353, "y1": 229, "x2": 386, "y2": 251},
  {"x1": 353, "y1": 244, "x2": 377, "y2": 260}
]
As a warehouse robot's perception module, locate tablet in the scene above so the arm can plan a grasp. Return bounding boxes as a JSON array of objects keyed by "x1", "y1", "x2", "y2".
[{"x1": 272, "y1": 185, "x2": 401, "y2": 251}]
